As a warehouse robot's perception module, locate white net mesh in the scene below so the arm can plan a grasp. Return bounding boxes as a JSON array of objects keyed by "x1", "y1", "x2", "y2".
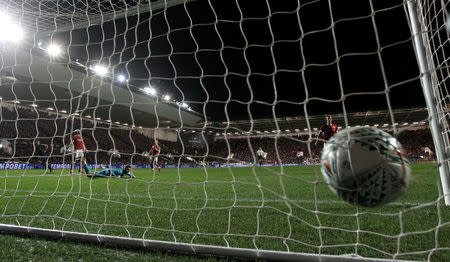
[{"x1": 0, "y1": 0, "x2": 448, "y2": 261}]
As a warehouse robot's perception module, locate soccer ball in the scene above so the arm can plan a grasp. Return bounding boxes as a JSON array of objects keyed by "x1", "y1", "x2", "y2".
[{"x1": 320, "y1": 127, "x2": 410, "y2": 207}]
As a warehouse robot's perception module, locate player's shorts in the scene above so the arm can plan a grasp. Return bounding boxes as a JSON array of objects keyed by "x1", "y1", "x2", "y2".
[
  {"x1": 258, "y1": 155, "x2": 263, "y2": 160},
  {"x1": 149, "y1": 155, "x2": 159, "y2": 164},
  {"x1": 34, "y1": 156, "x2": 49, "y2": 163},
  {"x1": 74, "y1": 149, "x2": 84, "y2": 158}
]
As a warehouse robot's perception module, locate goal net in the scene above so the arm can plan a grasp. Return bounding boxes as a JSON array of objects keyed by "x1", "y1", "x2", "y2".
[{"x1": 0, "y1": 0, "x2": 448, "y2": 261}]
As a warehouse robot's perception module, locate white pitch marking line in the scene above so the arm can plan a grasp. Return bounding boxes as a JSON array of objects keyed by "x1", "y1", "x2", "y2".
[{"x1": 0, "y1": 189, "x2": 429, "y2": 206}]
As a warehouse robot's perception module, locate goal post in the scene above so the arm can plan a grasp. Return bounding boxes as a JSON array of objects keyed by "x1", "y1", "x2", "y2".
[
  {"x1": 405, "y1": 0, "x2": 450, "y2": 206},
  {"x1": 0, "y1": 0, "x2": 448, "y2": 261}
]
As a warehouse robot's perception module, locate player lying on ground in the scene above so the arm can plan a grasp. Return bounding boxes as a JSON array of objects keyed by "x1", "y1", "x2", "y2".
[
  {"x1": 80, "y1": 160, "x2": 134, "y2": 179},
  {"x1": 87, "y1": 165, "x2": 134, "y2": 179}
]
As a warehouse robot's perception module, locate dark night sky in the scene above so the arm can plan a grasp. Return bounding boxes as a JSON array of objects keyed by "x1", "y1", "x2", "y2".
[{"x1": 52, "y1": 0, "x2": 425, "y2": 122}]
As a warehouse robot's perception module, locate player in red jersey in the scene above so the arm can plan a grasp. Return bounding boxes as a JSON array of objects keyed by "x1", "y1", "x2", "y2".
[
  {"x1": 316, "y1": 115, "x2": 338, "y2": 144},
  {"x1": 149, "y1": 140, "x2": 161, "y2": 173},
  {"x1": 70, "y1": 129, "x2": 87, "y2": 174}
]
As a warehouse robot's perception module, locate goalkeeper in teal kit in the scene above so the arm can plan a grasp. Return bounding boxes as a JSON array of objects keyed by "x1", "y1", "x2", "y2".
[{"x1": 82, "y1": 160, "x2": 134, "y2": 179}]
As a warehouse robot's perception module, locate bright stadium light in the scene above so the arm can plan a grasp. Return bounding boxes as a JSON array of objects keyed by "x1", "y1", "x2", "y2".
[
  {"x1": 60, "y1": 110, "x2": 67, "y2": 113},
  {"x1": 117, "y1": 74, "x2": 126, "y2": 82},
  {"x1": 47, "y1": 44, "x2": 62, "y2": 57},
  {"x1": 85, "y1": 115, "x2": 92, "y2": 118},
  {"x1": 30, "y1": 104, "x2": 38, "y2": 108},
  {"x1": 92, "y1": 64, "x2": 108, "y2": 76},
  {"x1": 46, "y1": 107, "x2": 54, "y2": 111},
  {"x1": 163, "y1": 94, "x2": 171, "y2": 101},
  {"x1": 142, "y1": 87, "x2": 156, "y2": 96},
  {"x1": 0, "y1": 15, "x2": 24, "y2": 43},
  {"x1": 181, "y1": 102, "x2": 188, "y2": 108}
]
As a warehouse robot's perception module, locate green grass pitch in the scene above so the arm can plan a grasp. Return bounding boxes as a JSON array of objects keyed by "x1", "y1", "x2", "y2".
[{"x1": 0, "y1": 163, "x2": 448, "y2": 261}]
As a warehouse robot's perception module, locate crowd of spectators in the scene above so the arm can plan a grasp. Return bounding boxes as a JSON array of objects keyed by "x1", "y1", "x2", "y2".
[{"x1": 0, "y1": 106, "x2": 437, "y2": 166}]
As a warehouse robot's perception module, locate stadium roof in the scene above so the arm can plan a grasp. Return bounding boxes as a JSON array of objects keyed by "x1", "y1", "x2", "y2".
[
  {"x1": 209, "y1": 108, "x2": 430, "y2": 136},
  {"x1": 0, "y1": 46, "x2": 203, "y2": 128}
]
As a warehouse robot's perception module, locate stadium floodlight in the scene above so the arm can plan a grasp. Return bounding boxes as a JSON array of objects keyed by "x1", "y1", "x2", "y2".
[
  {"x1": 47, "y1": 44, "x2": 62, "y2": 57},
  {"x1": 163, "y1": 94, "x2": 171, "y2": 101},
  {"x1": 92, "y1": 64, "x2": 108, "y2": 76},
  {"x1": 0, "y1": 14, "x2": 24, "y2": 43},
  {"x1": 142, "y1": 87, "x2": 156, "y2": 96},
  {"x1": 117, "y1": 74, "x2": 126, "y2": 82},
  {"x1": 181, "y1": 102, "x2": 188, "y2": 108}
]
